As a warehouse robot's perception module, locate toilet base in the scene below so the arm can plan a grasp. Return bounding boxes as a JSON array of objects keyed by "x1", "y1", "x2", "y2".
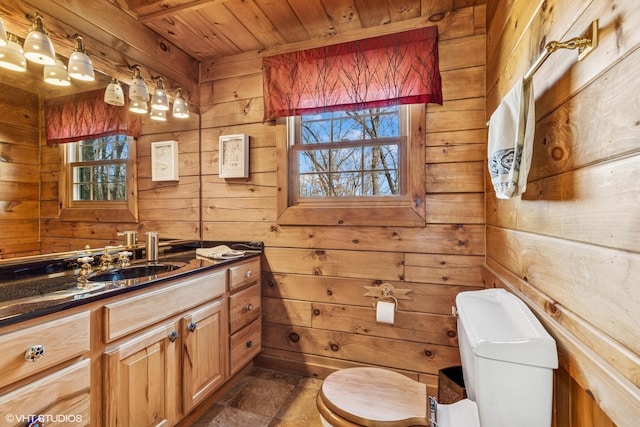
[{"x1": 435, "y1": 399, "x2": 479, "y2": 427}]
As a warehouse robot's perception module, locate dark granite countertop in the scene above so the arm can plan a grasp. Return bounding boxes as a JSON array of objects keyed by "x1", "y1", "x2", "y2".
[{"x1": 0, "y1": 241, "x2": 262, "y2": 328}]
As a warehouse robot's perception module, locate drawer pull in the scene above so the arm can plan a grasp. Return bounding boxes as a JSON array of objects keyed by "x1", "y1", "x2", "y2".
[
  {"x1": 245, "y1": 270, "x2": 253, "y2": 278},
  {"x1": 24, "y1": 344, "x2": 46, "y2": 363},
  {"x1": 168, "y1": 331, "x2": 179, "y2": 342},
  {"x1": 245, "y1": 304, "x2": 253, "y2": 312},
  {"x1": 188, "y1": 322, "x2": 197, "y2": 332},
  {"x1": 246, "y1": 340, "x2": 253, "y2": 348}
]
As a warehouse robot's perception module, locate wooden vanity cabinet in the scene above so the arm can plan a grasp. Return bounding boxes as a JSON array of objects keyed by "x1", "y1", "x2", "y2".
[
  {"x1": 228, "y1": 258, "x2": 262, "y2": 375},
  {"x1": 102, "y1": 268, "x2": 229, "y2": 426},
  {"x1": 0, "y1": 254, "x2": 262, "y2": 427}
]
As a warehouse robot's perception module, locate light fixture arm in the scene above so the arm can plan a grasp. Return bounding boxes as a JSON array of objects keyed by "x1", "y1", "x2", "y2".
[
  {"x1": 129, "y1": 64, "x2": 143, "y2": 79},
  {"x1": 73, "y1": 35, "x2": 87, "y2": 53},
  {"x1": 27, "y1": 13, "x2": 48, "y2": 34}
]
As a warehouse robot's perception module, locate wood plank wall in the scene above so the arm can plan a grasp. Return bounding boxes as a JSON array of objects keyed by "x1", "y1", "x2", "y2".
[
  {"x1": 486, "y1": 0, "x2": 639, "y2": 426},
  {"x1": 0, "y1": 83, "x2": 40, "y2": 258},
  {"x1": 199, "y1": 5, "x2": 487, "y2": 393}
]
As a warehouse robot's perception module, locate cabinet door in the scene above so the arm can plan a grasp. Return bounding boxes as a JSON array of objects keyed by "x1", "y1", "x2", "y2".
[
  {"x1": 103, "y1": 320, "x2": 181, "y2": 427},
  {"x1": 182, "y1": 298, "x2": 228, "y2": 413}
]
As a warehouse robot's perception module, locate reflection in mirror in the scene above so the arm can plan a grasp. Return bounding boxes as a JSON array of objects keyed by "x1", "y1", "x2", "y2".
[{"x1": 0, "y1": 49, "x2": 112, "y2": 259}]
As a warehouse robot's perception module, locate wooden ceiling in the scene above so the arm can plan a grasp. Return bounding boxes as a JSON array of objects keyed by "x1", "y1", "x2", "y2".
[
  {"x1": 1, "y1": 0, "x2": 485, "y2": 104},
  {"x1": 119, "y1": 0, "x2": 486, "y2": 61}
]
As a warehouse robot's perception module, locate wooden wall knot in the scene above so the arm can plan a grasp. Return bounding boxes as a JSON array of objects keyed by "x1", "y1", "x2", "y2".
[
  {"x1": 544, "y1": 299, "x2": 560, "y2": 317},
  {"x1": 329, "y1": 343, "x2": 340, "y2": 352},
  {"x1": 288, "y1": 332, "x2": 300, "y2": 343},
  {"x1": 423, "y1": 349, "x2": 435, "y2": 359}
]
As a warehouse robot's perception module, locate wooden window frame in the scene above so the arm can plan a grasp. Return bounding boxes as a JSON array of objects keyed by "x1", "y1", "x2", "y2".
[
  {"x1": 277, "y1": 104, "x2": 426, "y2": 226},
  {"x1": 58, "y1": 137, "x2": 139, "y2": 223}
]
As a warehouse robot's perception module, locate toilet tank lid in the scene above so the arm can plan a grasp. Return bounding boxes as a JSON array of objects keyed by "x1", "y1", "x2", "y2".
[{"x1": 456, "y1": 289, "x2": 558, "y2": 369}]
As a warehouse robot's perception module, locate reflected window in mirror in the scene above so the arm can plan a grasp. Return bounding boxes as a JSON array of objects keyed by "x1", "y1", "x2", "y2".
[
  {"x1": 59, "y1": 135, "x2": 139, "y2": 223},
  {"x1": 69, "y1": 135, "x2": 129, "y2": 202}
]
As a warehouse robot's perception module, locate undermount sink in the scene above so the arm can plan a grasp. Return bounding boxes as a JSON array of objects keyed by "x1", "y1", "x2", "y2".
[{"x1": 88, "y1": 263, "x2": 185, "y2": 282}]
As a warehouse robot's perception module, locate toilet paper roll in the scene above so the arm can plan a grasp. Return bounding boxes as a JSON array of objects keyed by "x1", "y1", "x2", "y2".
[{"x1": 376, "y1": 301, "x2": 396, "y2": 324}]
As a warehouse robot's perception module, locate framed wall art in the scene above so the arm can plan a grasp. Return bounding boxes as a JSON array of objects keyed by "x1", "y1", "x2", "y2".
[
  {"x1": 151, "y1": 140, "x2": 179, "y2": 181},
  {"x1": 219, "y1": 134, "x2": 249, "y2": 178}
]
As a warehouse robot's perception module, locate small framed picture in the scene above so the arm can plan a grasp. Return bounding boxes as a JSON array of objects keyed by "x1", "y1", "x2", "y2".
[
  {"x1": 219, "y1": 134, "x2": 249, "y2": 178},
  {"x1": 151, "y1": 140, "x2": 179, "y2": 181}
]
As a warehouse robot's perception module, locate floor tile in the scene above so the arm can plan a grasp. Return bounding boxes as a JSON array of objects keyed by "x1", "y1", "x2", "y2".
[
  {"x1": 191, "y1": 367, "x2": 323, "y2": 426},
  {"x1": 204, "y1": 406, "x2": 272, "y2": 427}
]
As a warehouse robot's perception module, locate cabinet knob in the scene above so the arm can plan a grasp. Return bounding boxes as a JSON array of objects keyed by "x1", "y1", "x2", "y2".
[
  {"x1": 188, "y1": 322, "x2": 197, "y2": 332},
  {"x1": 24, "y1": 344, "x2": 46, "y2": 362},
  {"x1": 246, "y1": 340, "x2": 253, "y2": 348},
  {"x1": 168, "y1": 331, "x2": 179, "y2": 342},
  {"x1": 245, "y1": 304, "x2": 253, "y2": 312},
  {"x1": 245, "y1": 270, "x2": 253, "y2": 278}
]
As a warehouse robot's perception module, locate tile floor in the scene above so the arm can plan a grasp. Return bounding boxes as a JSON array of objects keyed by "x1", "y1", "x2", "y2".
[{"x1": 190, "y1": 367, "x2": 325, "y2": 427}]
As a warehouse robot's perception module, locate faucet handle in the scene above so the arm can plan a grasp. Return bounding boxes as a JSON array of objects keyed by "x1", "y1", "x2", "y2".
[
  {"x1": 116, "y1": 251, "x2": 132, "y2": 268},
  {"x1": 77, "y1": 256, "x2": 94, "y2": 265}
]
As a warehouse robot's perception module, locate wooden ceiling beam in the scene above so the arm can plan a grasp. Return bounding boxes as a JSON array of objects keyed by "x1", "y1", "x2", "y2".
[{"x1": 136, "y1": 0, "x2": 229, "y2": 24}]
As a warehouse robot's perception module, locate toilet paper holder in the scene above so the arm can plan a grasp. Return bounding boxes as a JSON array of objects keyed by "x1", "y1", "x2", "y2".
[{"x1": 363, "y1": 283, "x2": 412, "y2": 311}]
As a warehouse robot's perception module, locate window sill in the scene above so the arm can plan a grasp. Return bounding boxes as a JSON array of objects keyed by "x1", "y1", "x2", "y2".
[{"x1": 277, "y1": 200, "x2": 425, "y2": 227}]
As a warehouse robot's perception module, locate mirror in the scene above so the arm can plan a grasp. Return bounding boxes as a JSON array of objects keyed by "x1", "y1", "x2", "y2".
[{"x1": 0, "y1": 56, "x2": 112, "y2": 259}]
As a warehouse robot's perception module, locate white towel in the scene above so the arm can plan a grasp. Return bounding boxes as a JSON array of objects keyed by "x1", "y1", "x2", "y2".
[
  {"x1": 487, "y1": 78, "x2": 535, "y2": 199},
  {"x1": 196, "y1": 245, "x2": 245, "y2": 260}
]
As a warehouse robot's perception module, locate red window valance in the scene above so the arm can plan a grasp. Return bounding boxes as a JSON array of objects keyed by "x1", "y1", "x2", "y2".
[
  {"x1": 262, "y1": 26, "x2": 442, "y2": 120},
  {"x1": 45, "y1": 89, "x2": 141, "y2": 145}
]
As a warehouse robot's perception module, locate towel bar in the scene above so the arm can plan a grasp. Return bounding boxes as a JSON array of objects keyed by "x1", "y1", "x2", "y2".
[{"x1": 523, "y1": 20, "x2": 599, "y2": 83}]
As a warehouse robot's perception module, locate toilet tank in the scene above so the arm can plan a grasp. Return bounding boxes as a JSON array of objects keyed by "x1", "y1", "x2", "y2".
[{"x1": 456, "y1": 288, "x2": 558, "y2": 427}]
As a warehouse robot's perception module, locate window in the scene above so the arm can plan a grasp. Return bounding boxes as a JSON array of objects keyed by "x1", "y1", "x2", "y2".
[
  {"x1": 278, "y1": 104, "x2": 426, "y2": 226},
  {"x1": 292, "y1": 106, "x2": 404, "y2": 200},
  {"x1": 59, "y1": 135, "x2": 138, "y2": 222}
]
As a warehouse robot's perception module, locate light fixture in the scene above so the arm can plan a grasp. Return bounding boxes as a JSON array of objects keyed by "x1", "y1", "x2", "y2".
[
  {"x1": 150, "y1": 109, "x2": 167, "y2": 121},
  {"x1": 172, "y1": 88, "x2": 190, "y2": 118},
  {"x1": 68, "y1": 36, "x2": 95, "y2": 81},
  {"x1": 150, "y1": 77, "x2": 169, "y2": 111},
  {"x1": 129, "y1": 65, "x2": 149, "y2": 102},
  {"x1": 104, "y1": 78, "x2": 125, "y2": 106},
  {"x1": 129, "y1": 98, "x2": 148, "y2": 114},
  {"x1": 0, "y1": 34, "x2": 27, "y2": 72},
  {"x1": 23, "y1": 13, "x2": 56, "y2": 65},
  {"x1": 44, "y1": 59, "x2": 71, "y2": 86},
  {"x1": 0, "y1": 15, "x2": 8, "y2": 47}
]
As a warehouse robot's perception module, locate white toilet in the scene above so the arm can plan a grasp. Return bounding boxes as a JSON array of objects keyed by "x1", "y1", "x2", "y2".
[{"x1": 316, "y1": 288, "x2": 558, "y2": 426}]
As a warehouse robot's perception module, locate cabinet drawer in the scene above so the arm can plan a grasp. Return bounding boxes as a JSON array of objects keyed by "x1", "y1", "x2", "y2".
[
  {"x1": 0, "y1": 359, "x2": 90, "y2": 426},
  {"x1": 104, "y1": 269, "x2": 226, "y2": 343},
  {"x1": 229, "y1": 284, "x2": 260, "y2": 333},
  {"x1": 230, "y1": 319, "x2": 261, "y2": 375},
  {"x1": 0, "y1": 311, "x2": 90, "y2": 389},
  {"x1": 229, "y1": 258, "x2": 260, "y2": 291}
]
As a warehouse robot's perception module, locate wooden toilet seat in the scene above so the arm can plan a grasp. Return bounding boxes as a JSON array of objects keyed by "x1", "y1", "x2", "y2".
[{"x1": 317, "y1": 367, "x2": 429, "y2": 426}]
